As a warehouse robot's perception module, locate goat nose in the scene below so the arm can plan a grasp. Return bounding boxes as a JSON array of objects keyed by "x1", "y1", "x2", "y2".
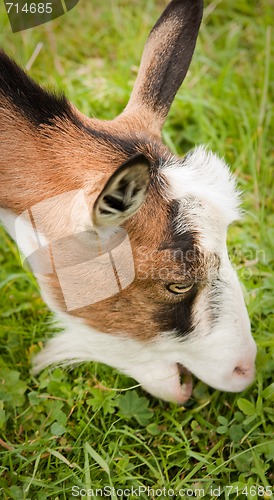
[{"x1": 233, "y1": 362, "x2": 255, "y2": 377}]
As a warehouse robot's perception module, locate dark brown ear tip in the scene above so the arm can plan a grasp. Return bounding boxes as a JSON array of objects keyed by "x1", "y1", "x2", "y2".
[
  {"x1": 154, "y1": 0, "x2": 204, "y2": 26},
  {"x1": 189, "y1": 0, "x2": 204, "y2": 21},
  {"x1": 173, "y1": 0, "x2": 203, "y2": 11},
  {"x1": 125, "y1": 0, "x2": 204, "y2": 130}
]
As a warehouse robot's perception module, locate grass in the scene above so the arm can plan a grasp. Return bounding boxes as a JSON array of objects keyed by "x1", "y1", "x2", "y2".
[{"x1": 0, "y1": 0, "x2": 273, "y2": 498}]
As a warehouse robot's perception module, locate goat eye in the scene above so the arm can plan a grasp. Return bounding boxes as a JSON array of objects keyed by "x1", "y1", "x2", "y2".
[{"x1": 167, "y1": 283, "x2": 194, "y2": 294}]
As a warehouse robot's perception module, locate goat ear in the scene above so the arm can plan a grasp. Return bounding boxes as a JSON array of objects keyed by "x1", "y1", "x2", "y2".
[
  {"x1": 124, "y1": 0, "x2": 203, "y2": 130},
  {"x1": 92, "y1": 155, "x2": 151, "y2": 227}
]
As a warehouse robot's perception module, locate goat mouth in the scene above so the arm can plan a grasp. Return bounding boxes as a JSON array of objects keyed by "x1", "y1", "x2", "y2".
[{"x1": 177, "y1": 363, "x2": 193, "y2": 404}]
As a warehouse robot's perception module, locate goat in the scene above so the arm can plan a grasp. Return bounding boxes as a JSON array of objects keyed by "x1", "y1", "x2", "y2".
[{"x1": 0, "y1": 0, "x2": 257, "y2": 403}]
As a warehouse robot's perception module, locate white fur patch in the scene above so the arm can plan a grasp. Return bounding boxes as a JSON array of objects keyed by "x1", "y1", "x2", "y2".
[{"x1": 163, "y1": 146, "x2": 241, "y2": 250}]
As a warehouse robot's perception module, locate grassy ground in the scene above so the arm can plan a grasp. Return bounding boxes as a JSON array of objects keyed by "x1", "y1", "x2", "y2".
[{"x1": 0, "y1": 0, "x2": 273, "y2": 498}]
